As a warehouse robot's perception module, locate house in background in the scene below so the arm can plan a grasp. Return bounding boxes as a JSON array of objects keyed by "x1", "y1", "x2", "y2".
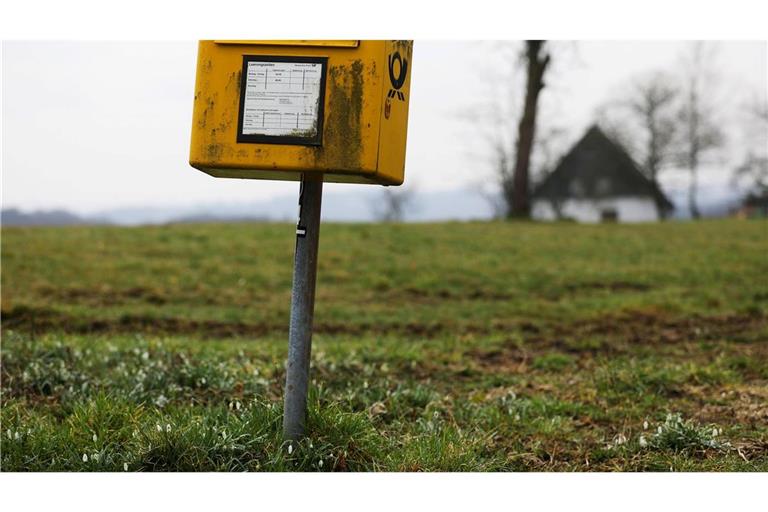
[
  {"x1": 531, "y1": 125, "x2": 674, "y2": 223},
  {"x1": 734, "y1": 192, "x2": 768, "y2": 219}
]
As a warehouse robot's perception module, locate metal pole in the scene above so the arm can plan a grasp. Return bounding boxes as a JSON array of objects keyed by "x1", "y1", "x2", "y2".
[{"x1": 283, "y1": 174, "x2": 323, "y2": 441}]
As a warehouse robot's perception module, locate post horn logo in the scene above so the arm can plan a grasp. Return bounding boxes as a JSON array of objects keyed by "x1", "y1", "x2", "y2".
[
  {"x1": 387, "y1": 51, "x2": 408, "y2": 101},
  {"x1": 385, "y1": 50, "x2": 407, "y2": 119}
]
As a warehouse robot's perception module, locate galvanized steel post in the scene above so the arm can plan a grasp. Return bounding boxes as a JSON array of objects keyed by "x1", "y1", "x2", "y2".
[{"x1": 283, "y1": 175, "x2": 323, "y2": 441}]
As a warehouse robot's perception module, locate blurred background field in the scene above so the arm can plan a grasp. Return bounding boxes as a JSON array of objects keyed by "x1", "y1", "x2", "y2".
[{"x1": 1, "y1": 219, "x2": 766, "y2": 471}]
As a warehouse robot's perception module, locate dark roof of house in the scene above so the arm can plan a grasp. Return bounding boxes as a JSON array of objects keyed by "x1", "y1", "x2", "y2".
[
  {"x1": 532, "y1": 125, "x2": 674, "y2": 210},
  {"x1": 743, "y1": 192, "x2": 768, "y2": 208}
]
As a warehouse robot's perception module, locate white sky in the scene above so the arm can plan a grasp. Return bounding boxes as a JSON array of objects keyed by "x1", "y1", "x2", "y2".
[{"x1": 2, "y1": 40, "x2": 766, "y2": 214}]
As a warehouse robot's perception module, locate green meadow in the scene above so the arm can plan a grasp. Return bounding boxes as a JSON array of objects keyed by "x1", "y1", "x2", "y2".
[{"x1": 1, "y1": 219, "x2": 766, "y2": 471}]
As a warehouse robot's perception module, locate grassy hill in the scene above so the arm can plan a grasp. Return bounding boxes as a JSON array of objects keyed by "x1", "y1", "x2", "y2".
[{"x1": 2, "y1": 220, "x2": 767, "y2": 471}]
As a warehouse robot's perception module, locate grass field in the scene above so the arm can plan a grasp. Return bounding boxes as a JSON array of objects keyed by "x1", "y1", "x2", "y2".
[{"x1": 1, "y1": 219, "x2": 767, "y2": 471}]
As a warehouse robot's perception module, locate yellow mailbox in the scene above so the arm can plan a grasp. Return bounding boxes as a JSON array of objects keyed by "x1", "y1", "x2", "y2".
[{"x1": 189, "y1": 40, "x2": 413, "y2": 185}]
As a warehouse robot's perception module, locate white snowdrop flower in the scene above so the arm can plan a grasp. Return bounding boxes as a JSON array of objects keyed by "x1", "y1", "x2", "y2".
[
  {"x1": 6, "y1": 429, "x2": 11, "y2": 440},
  {"x1": 123, "y1": 463, "x2": 129, "y2": 471},
  {"x1": 639, "y1": 435, "x2": 648, "y2": 448},
  {"x1": 309, "y1": 442, "x2": 313, "y2": 449},
  {"x1": 288, "y1": 444, "x2": 293, "y2": 455},
  {"x1": 82, "y1": 454, "x2": 88, "y2": 462},
  {"x1": 657, "y1": 426, "x2": 663, "y2": 434},
  {"x1": 166, "y1": 424, "x2": 171, "y2": 433},
  {"x1": 92, "y1": 453, "x2": 100, "y2": 462},
  {"x1": 93, "y1": 433, "x2": 98, "y2": 442},
  {"x1": 643, "y1": 421, "x2": 649, "y2": 430},
  {"x1": 318, "y1": 459, "x2": 323, "y2": 468},
  {"x1": 14, "y1": 431, "x2": 20, "y2": 440},
  {"x1": 615, "y1": 434, "x2": 627, "y2": 445},
  {"x1": 363, "y1": 381, "x2": 369, "y2": 389},
  {"x1": 712, "y1": 427, "x2": 718, "y2": 437},
  {"x1": 142, "y1": 351, "x2": 149, "y2": 361},
  {"x1": 514, "y1": 413, "x2": 521, "y2": 421},
  {"x1": 156, "y1": 424, "x2": 163, "y2": 432},
  {"x1": 236, "y1": 401, "x2": 241, "y2": 411}
]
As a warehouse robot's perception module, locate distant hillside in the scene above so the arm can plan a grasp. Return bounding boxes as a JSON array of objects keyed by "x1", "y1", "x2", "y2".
[
  {"x1": 1, "y1": 208, "x2": 110, "y2": 227},
  {"x1": 1, "y1": 183, "x2": 748, "y2": 227},
  {"x1": 27, "y1": 188, "x2": 494, "y2": 226}
]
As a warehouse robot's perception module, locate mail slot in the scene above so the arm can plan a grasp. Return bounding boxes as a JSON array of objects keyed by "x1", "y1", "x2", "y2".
[{"x1": 189, "y1": 40, "x2": 413, "y2": 185}]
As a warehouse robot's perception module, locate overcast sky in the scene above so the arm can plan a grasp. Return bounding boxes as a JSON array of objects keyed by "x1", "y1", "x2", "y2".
[{"x1": 2, "y1": 41, "x2": 766, "y2": 215}]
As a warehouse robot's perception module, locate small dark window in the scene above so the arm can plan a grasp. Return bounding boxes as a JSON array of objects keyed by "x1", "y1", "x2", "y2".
[
  {"x1": 569, "y1": 179, "x2": 585, "y2": 197},
  {"x1": 596, "y1": 178, "x2": 611, "y2": 195},
  {"x1": 601, "y1": 209, "x2": 618, "y2": 222}
]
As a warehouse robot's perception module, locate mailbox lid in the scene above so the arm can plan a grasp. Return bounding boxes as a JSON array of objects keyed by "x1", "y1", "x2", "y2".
[
  {"x1": 189, "y1": 40, "x2": 387, "y2": 182},
  {"x1": 214, "y1": 40, "x2": 361, "y2": 48}
]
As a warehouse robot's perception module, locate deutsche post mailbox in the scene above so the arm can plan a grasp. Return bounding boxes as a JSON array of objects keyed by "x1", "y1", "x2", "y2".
[{"x1": 189, "y1": 40, "x2": 413, "y2": 185}]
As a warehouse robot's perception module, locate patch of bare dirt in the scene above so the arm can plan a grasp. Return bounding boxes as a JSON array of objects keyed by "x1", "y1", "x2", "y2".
[
  {"x1": 2, "y1": 304, "x2": 765, "y2": 349},
  {"x1": 563, "y1": 281, "x2": 652, "y2": 293},
  {"x1": 467, "y1": 309, "x2": 767, "y2": 370},
  {"x1": 695, "y1": 385, "x2": 768, "y2": 427},
  {"x1": 1, "y1": 305, "x2": 450, "y2": 339},
  {"x1": 1, "y1": 305, "x2": 276, "y2": 338},
  {"x1": 35, "y1": 285, "x2": 168, "y2": 306},
  {"x1": 401, "y1": 287, "x2": 515, "y2": 302},
  {"x1": 465, "y1": 346, "x2": 530, "y2": 372},
  {"x1": 552, "y1": 309, "x2": 766, "y2": 346}
]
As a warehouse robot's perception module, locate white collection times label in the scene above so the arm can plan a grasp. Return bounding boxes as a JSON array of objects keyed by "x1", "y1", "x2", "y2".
[{"x1": 241, "y1": 60, "x2": 323, "y2": 138}]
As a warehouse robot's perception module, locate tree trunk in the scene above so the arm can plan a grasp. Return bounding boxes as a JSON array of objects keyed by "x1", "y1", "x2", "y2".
[
  {"x1": 648, "y1": 165, "x2": 668, "y2": 220},
  {"x1": 510, "y1": 41, "x2": 550, "y2": 219},
  {"x1": 646, "y1": 123, "x2": 665, "y2": 220},
  {"x1": 685, "y1": 73, "x2": 702, "y2": 220},
  {"x1": 686, "y1": 96, "x2": 701, "y2": 220},
  {"x1": 649, "y1": 175, "x2": 668, "y2": 220},
  {"x1": 688, "y1": 164, "x2": 701, "y2": 219}
]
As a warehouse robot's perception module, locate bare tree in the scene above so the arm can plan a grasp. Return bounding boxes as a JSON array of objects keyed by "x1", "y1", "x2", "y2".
[
  {"x1": 732, "y1": 96, "x2": 768, "y2": 195},
  {"x1": 677, "y1": 42, "x2": 725, "y2": 219},
  {"x1": 481, "y1": 136, "x2": 513, "y2": 220},
  {"x1": 474, "y1": 122, "x2": 567, "y2": 220},
  {"x1": 510, "y1": 41, "x2": 551, "y2": 218},
  {"x1": 734, "y1": 154, "x2": 768, "y2": 195},
  {"x1": 630, "y1": 75, "x2": 678, "y2": 206},
  {"x1": 597, "y1": 72, "x2": 679, "y2": 219},
  {"x1": 372, "y1": 186, "x2": 417, "y2": 222},
  {"x1": 459, "y1": 41, "x2": 570, "y2": 219},
  {"x1": 458, "y1": 42, "x2": 521, "y2": 220},
  {"x1": 461, "y1": 41, "x2": 564, "y2": 219}
]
